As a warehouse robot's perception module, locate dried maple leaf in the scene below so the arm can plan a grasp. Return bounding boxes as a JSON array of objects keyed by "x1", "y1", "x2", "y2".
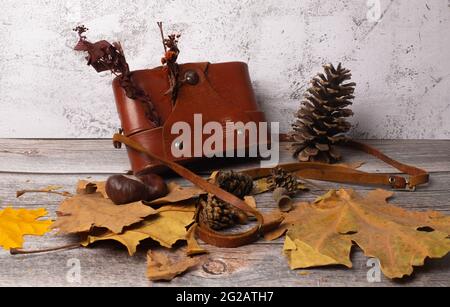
[
  {"x1": 147, "y1": 250, "x2": 201, "y2": 281},
  {"x1": 77, "y1": 180, "x2": 107, "y2": 198},
  {"x1": 186, "y1": 224, "x2": 208, "y2": 256},
  {"x1": 284, "y1": 189, "x2": 450, "y2": 279},
  {"x1": 82, "y1": 203, "x2": 196, "y2": 255},
  {"x1": 0, "y1": 208, "x2": 52, "y2": 250},
  {"x1": 263, "y1": 203, "x2": 309, "y2": 241},
  {"x1": 52, "y1": 193, "x2": 157, "y2": 234},
  {"x1": 149, "y1": 183, "x2": 205, "y2": 205}
]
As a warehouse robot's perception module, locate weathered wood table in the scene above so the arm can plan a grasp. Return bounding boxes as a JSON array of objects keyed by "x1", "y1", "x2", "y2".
[{"x1": 0, "y1": 139, "x2": 449, "y2": 287}]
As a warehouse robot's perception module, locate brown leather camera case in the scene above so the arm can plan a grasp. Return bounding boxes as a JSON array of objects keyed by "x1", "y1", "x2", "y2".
[{"x1": 113, "y1": 62, "x2": 267, "y2": 175}]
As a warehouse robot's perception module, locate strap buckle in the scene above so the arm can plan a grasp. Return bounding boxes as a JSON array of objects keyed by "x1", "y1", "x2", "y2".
[
  {"x1": 405, "y1": 180, "x2": 417, "y2": 192},
  {"x1": 113, "y1": 128, "x2": 124, "y2": 149},
  {"x1": 389, "y1": 176, "x2": 416, "y2": 192}
]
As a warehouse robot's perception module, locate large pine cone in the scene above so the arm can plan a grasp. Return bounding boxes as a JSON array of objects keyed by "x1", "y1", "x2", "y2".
[
  {"x1": 199, "y1": 195, "x2": 245, "y2": 231},
  {"x1": 268, "y1": 167, "x2": 299, "y2": 195},
  {"x1": 291, "y1": 63, "x2": 356, "y2": 163},
  {"x1": 215, "y1": 171, "x2": 254, "y2": 199}
]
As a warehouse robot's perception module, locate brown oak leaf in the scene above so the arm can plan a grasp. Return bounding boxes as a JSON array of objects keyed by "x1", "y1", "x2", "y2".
[
  {"x1": 147, "y1": 250, "x2": 201, "y2": 281},
  {"x1": 52, "y1": 193, "x2": 157, "y2": 234}
]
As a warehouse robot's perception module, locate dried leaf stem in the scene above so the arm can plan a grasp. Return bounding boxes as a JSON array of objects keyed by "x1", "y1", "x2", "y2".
[
  {"x1": 16, "y1": 190, "x2": 72, "y2": 198},
  {"x1": 10, "y1": 243, "x2": 81, "y2": 255}
]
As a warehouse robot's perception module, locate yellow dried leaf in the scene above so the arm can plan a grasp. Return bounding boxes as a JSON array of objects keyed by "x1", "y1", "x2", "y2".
[
  {"x1": 52, "y1": 193, "x2": 157, "y2": 234},
  {"x1": 244, "y1": 196, "x2": 257, "y2": 209},
  {"x1": 285, "y1": 234, "x2": 352, "y2": 270},
  {"x1": 284, "y1": 189, "x2": 450, "y2": 279},
  {"x1": 149, "y1": 183, "x2": 205, "y2": 205},
  {"x1": 186, "y1": 224, "x2": 208, "y2": 256},
  {"x1": 253, "y1": 178, "x2": 307, "y2": 195},
  {"x1": 209, "y1": 171, "x2": 220, "y2": 182},
  {"x1": 147, "y1": 250, "x2": 201, "y2": 281},
  {"x1": 253, "y1": 178, "x2": 271, "y2": 195},
  {"x1": 82, "y1": 204, "x2": 196, "y2": 255},
  {"x1": 0, "y1": 207, "x2": 52, "y2": 250},
  {"x1": 263, "y1": 202, "x2": 309, "y2": 241}
]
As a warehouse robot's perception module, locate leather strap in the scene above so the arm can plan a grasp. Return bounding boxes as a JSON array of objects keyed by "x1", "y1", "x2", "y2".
[
  {"x1": 113, "y1": 134, "x2": 429, "y2": 248},
  {"x1": 345, "y1": 140, "x2": 429, "y2": 190},
  {"x1": 113, "y1": 133, "x2": 283, "y2": 248},
  {"x1": 276, "y1": 136, "x2": 429, "y2": 191}
]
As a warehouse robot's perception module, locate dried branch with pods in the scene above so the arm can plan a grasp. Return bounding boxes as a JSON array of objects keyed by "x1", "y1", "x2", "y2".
[
  {"x1": 158, "y1": 22, "x2": 182, "y2": 106},
  {"x1": 73, "y1": 25, "x2": 161, "y2": 127}
]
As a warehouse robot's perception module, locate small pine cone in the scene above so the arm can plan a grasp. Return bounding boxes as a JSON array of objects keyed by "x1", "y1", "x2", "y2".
[
  {"x1": 199, "y1": 195, "x2": 245, "y2": 231},
  {"x1": 268, "y1": 167, "x2": 299, "y2": 195},
  {"x1": 216, "y1": 171, "x2": 254, "y2": 199}
]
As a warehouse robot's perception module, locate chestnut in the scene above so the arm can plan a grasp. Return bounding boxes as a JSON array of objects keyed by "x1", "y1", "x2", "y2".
[{"x1": 106, "y1": 174, "x2": 168, "y2": 205}]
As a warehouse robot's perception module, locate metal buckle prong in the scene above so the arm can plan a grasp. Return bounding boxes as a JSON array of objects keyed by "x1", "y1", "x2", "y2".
[
  {"x1": 390, "y1": 176, "x2": 416, "y2": 192},
  {"x1": 405, "y1": 179, "x2": 417, "y2": 192}
]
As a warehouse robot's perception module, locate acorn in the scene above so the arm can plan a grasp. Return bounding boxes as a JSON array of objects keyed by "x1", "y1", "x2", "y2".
[{"x1": 105, "y1": 174, "x2": 168, "y2": 205}]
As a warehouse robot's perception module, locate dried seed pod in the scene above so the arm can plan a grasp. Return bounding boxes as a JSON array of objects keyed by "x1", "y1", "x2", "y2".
[{"x1": 106, "y1": 174, "x2": 168, "y2": 205}]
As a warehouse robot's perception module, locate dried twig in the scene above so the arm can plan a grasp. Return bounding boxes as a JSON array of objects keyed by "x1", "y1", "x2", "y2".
[
  {"x1": 73, "y1": 25, "x2": 160, "y2": 127},
  {"x1": 158, "y1": 22, "x2": 182, "y2": 105},
  {"x1": 10, "y1": 243, "x2": 81, "y2": 255},
  {"x1": 157, "y1": 22, "x2": 168, "y2": 53},
  {"x1": 16, "y1": 190, "x2": 72, "y2": 198}
]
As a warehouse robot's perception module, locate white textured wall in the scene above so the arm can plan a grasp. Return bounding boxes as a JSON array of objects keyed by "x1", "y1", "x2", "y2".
[{"x1": 0, "y1": 0, "x2": 449, "y2": 139}]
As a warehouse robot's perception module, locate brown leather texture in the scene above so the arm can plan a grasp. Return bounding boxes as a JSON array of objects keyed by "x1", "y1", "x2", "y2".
[{"x1": 113, "y1": 62, "x2": 267, "y2": 175}]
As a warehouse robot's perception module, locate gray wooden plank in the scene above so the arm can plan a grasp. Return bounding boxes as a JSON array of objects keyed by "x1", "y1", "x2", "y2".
[
  {"x1": 1, "y1": 238, "x2": 449, "y2": 287},
  {"x1": 1, "y1": 173, "x2": 450, "y2": 215},
  {"x1": 0, "y1": 139, "x2": 449, "y2": 287},
  {"x1": 1, "y1": 173, "x2": 449, "y2": 287},
  {"x1": 0, "y1": 140, "x2": 449, "y2": 174}
]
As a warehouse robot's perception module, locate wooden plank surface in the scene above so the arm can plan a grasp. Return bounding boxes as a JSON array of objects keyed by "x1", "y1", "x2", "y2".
[{"x1": 0, "y1": 139, "x2": 449, "y2": 287}]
